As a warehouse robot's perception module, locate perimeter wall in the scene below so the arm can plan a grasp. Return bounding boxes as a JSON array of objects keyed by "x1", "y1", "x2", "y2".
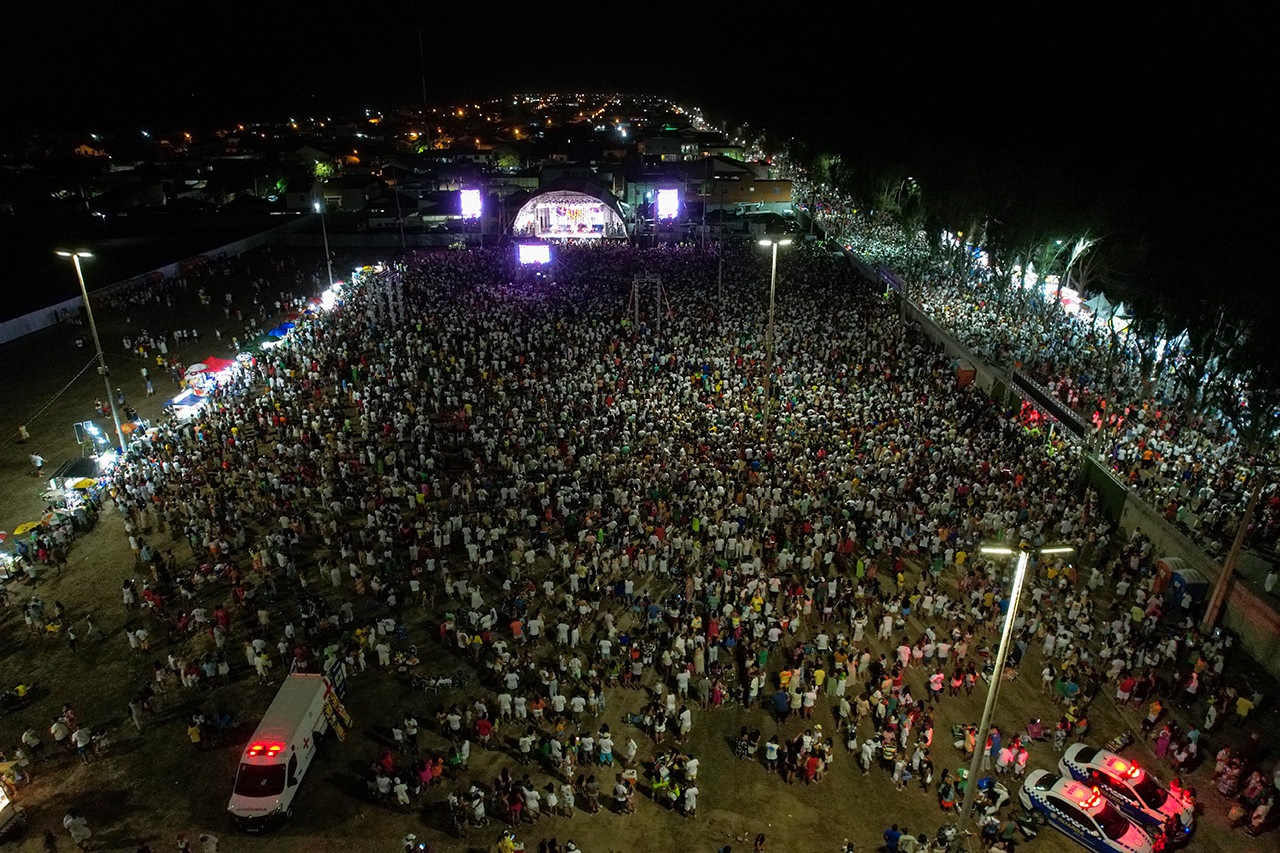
[{"x1": 0, "y1": 217, "x2": 311, "y2": 346}]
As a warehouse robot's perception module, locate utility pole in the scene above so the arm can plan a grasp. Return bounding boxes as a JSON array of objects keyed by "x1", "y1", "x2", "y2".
[
  {"x1": 759, "y1": 237, "x2": 791, "y2": 434},
  {"x1": 1202, "y1": 475, "x2": 1264, "y2": 629},
  {"x1": 717, "y1": 247, "x2": 723, "y2": 304}
]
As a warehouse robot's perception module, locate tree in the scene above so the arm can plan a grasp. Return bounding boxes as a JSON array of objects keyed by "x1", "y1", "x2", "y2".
[
  {"x1": 1167, "y1": 301, "x2": 1249, "y2": 420},
  {"x1": 313, "y1": 161, "x2": 335, "y2": 182},
  {"x1": 491, "y1": 142, "x2": 521, "y2": 170}
]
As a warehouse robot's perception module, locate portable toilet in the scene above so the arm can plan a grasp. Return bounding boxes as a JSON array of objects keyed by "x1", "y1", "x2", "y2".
[
  {"x1": 1169, "y1": 565, "x2": 1210, "y2": 609},
  {"x1": 1154, "y1": 557, "x2": 1185, "y2": 594}
]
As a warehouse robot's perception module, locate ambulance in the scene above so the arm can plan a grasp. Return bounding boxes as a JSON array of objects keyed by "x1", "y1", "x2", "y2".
[{"x1": 228, "y1": 674, "x2": 345, "y2": 830}]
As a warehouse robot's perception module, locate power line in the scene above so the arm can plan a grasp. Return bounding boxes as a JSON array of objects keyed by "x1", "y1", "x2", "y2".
[{"x1": 17, "y1": 353, "x2": 102, "y2": 429}]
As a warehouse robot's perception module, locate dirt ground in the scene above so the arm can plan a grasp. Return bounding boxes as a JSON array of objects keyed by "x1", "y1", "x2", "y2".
[{"x1": 1, "y1": 248, "x2": 1278, "y2": 853}]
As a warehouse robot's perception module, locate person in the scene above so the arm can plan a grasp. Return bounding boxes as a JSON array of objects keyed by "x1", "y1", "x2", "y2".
[
  {"x1": 1235, "y1": 693, "x2": 1255, "y2": 725},
  {"x1": 1026, "y1": 718, "x2": 1045, "y2": 741},
  {"x1": 187, "y1": 718, "x2": 203, "y2": 750},
  {"x1": 1141, "y1": 698, "x2": 1163, "y2": 735},
  {"x1": 30, "y1": 452, "x2": 44, "y2": 477},
  {"x1": 63, "y1": 809, "x2": 92, "y2": 849},
  {"x1": 199, "y1": 833, "x2": 219, "y2": 853},
  {"x1": 884, "y1": 823, "x2": 903, "y2": 853},
  {"x1": 682, "y1": 782, "x2": 698, "y2": 817},
  {"x1": 50, "y1": 718, "x2": 71, "y2": 751},
  {"x1": 71, "y1": 725, "x2": 92, "y2": 763},
  {"x1": 22, "y1": 726, "x2": 44, "y2": 757},
  {"x1": 393, "y1": 777, "x2": 411, "y2": 809},
  {"x1": 1247, "y1": 796, "x2": 1273, "y2": 837},
  {"x1": 614, "y1": 775, "x2": 632, "y2": 813}
]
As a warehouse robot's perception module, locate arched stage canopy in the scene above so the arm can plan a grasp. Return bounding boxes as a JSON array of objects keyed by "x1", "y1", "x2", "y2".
[{"x1": 512, "y1": 178, "x2": 629, "y2": 241}]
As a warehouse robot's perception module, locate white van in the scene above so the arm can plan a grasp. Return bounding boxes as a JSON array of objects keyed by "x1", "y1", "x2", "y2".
[{"x1": 227, "y1": 674, "x2": 334, "y2": 830}]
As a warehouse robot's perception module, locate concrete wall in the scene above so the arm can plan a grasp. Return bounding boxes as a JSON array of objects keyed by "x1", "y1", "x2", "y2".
[
  {"x1": 902, "y1": 300, "x2": 1003, "y2": 396},
  {"x1": 0, "y1": 216, "x2": 312, "y2": 346},
  {"x1": 1117, "y1": 481, "x2": 1280, "y2": 674},
  {"x1": 0, "y1": 296, "x2": 84, "y2": 344}
]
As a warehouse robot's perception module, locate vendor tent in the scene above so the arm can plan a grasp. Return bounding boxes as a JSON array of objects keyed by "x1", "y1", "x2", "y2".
[
  {"x1": 1082, "y1": 292, "x2": 1113, "y2": 316},
  {"x1": 201, "y1": 356, "x2": 235, "y2": 374},
  {"x1": 50, "y1": 457, "x2": 98, "y2": 481},
  {"x1": 166, "y1": 390, "x2": 202, "y2": 409}
]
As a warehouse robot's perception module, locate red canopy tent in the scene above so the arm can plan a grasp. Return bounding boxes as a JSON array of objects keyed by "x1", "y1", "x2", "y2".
[{"x1": 198, "y1": 356, "x2": 236, "y2": 374}]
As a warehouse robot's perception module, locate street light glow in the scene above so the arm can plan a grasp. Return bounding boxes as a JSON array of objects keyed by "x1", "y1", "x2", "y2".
[{"x1": 956, "y1": 539, "x2": 1073, "y2": 830}]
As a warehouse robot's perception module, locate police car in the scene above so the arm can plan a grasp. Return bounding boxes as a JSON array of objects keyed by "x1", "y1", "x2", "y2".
[
  {"x1": 1020, "y1": 770, "x2": 1154, "y2": 853},
  {"x1": 1060, "y1": 744, "x2": 1194, "y2": 837}
]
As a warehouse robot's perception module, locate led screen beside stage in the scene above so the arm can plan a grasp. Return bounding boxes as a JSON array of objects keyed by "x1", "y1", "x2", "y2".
[
  {"x1": 460, "y1": 189, "x2": 482, "y2": 219},
  {"x1": 657, "y1": 188, "x2": 680, "y2": 220}
]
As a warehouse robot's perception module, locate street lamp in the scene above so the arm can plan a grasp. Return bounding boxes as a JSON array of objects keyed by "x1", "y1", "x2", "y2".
[
  {"x1": 758, "y1": 237, "x2": 792, "y2": 433},
  {"x1": 55, "y1": 250, "x2": 127, "y2": 453},
  {"x1": 314, "y1": 200, "x2": 334, "y2": 290},
  {"x1": 957, "y1": 543, "x2": 1074, "y2": 836}
]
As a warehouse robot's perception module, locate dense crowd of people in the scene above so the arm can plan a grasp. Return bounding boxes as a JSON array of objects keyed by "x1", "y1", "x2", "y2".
[
  {"x1": 840, "y1": 216, "x2": 1279, "y2": 557},
  {"x1": 7, "y1": 239, "x2": 1278, "y2": 850}
]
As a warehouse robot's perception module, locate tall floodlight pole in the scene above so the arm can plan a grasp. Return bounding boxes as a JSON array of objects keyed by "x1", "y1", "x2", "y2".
[
  {"x1": 56, "y1": 250, "x2": 127, "y2": 452},
  {"x1": 758, "y1": 237, "x2": 791, "y2": 434},
  {"x1": 957, "y1": 544, "x2": 1074, "y2": 837},
  {"x1": 314, "y1": 201, "x2": 334, "y2": 290}
]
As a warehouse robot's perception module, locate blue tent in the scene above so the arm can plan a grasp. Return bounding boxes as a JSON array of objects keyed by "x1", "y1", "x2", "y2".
[{"x1": 166, "y1": 390, "x2": 202, "y2": 409}]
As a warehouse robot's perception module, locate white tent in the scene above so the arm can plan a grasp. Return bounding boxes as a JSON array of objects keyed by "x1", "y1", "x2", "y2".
[{"x1": 1082, "y1": 292, "x2": 1113, "y2": 316}]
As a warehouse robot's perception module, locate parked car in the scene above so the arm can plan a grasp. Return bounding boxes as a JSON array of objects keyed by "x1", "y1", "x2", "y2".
[
  {"x1": 1060, "y1": 744, "x2": 1194, "y2": 838},
  {"x1": 1020, "y1": 770, "x2": 1154, "y2": 853}
]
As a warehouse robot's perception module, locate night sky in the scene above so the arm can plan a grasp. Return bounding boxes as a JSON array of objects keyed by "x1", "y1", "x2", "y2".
[{"x1": 1, "y1": 5, "x2": 1268, "y2": 302}]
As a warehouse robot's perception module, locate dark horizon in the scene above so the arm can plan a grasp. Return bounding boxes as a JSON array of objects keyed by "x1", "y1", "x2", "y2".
[{"x1": 2, "y1": 5, "x2": 1268, "y2": 306}]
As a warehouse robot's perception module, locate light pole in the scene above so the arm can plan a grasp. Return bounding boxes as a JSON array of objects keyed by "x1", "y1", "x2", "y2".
[
  {"x1": 56, "y1": 250, "x2": 127, "y2": 453},
  {"x1": 314, "y1": 201, "x2": 334, "y2": 290},
  {"x1": 758, "y1": 237, "x2": 792, "y2": 434},
  {"x1": 957, "y1": 543, "x2": 1074, "y2": 837}
]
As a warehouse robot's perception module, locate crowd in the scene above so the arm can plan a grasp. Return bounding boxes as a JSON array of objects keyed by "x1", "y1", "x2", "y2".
[
  {"x1": 7, "y1": 238, "x2": 1278, "y2": 850},
  {"x1": 839, "y1": 215, "x2": 1280, "y2": 558}
]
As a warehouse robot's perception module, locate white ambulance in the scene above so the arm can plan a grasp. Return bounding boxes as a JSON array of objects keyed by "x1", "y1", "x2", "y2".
[{"x1": 227, "y1": 674, "x2": 336, "y2": 830}]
